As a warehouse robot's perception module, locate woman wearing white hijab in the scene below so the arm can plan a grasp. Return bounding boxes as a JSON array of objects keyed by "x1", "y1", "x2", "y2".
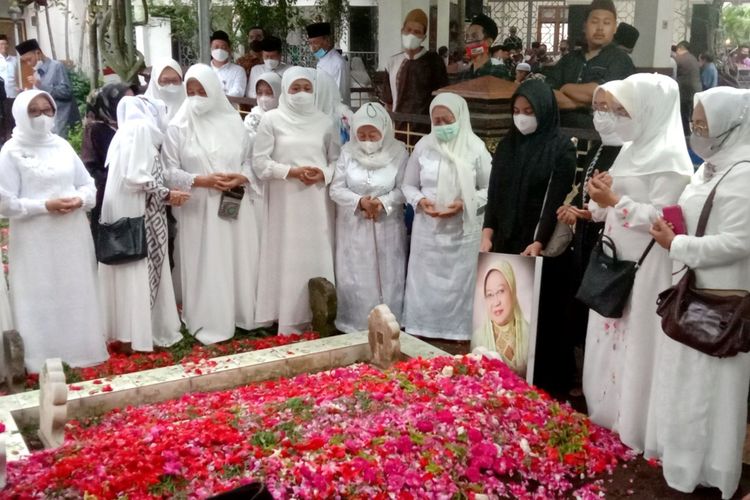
[
  {"x1": 401, "y1": 92, "x2": 491, "y2": 341},
  {"x1": 99, "y1": 96, "x2": 189, "y2": 352},
  {"x1": 646, "y1": 87, "x2": 750, "y2": 499},
  {"x1": 253, "y1": 66, "x2": 340, "y2": 333},
  {"x1": 162, "y1": 64, "x2": 260, "y2": 344},
  {"x1": 330, "y1": 102, "x2": 408, "y2": 332},
  {"x1": 0, "y1": 90, "x2": 108, "y2": 372},
  {"x1": 243, "y1": 72, "x2": 282, "y2": 149},
  {"x1": 144, "y1": 59, "x2": 186, "y2": 122},
  {"x1": 582, "y1": 73, "x2": 693, "y2": 452}
]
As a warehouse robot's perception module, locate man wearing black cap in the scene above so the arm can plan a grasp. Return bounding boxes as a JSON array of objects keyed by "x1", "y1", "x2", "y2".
[
  {"x1": 15, "y1": 38, "x2": 79, "y2": 138},
  {"x1": 209, "y1": 30, "x2": 247, "y2": 97},
  {"x1": 306, "y1": 22, "x2": 350, "y2": 105},
  {"x1": 614, "y1": 22, "x2": 639, "y2": 55},
  {"x1": 246, "y1": 36, "x2": 289, "y2": 98},
  {"x1": 545, "y1": 0, "x2": 635, "y2": 127},
  {"x1": 460, "y1": 14, "x2": 512, "y2": 81}
]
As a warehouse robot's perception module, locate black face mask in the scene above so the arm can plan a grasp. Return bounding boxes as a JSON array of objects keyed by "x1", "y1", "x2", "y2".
[{"x1": 250, "y1": 40, "x2": 263, "y2": 53}]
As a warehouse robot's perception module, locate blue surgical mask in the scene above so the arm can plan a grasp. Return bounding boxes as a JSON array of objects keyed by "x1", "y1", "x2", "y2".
[
  {"x1": 313, "y1": 48, "x2": 327, "y2": 59},
  {"x1": 433, "y1": 122, "x2": 460, "y2": 142}
]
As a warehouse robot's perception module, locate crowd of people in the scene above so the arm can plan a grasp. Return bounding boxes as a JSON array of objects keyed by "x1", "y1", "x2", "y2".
[{"x1": 0, "y1": 0, "x2": 748, "y2": 497}]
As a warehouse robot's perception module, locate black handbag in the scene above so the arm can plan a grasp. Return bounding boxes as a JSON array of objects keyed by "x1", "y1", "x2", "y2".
[
  {"x1": 656, "y1": 161, "x2": 750, "y2": 357},
  {"x1": 575, "y1": 234, "x2": 655, "y2": 318},
  {"x1": 95, "y1": 216, "x2": 148, "y2": 265}
]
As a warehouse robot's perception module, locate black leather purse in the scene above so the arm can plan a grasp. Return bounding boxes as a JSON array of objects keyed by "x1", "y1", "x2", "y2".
[
  {"x1": 575, "y1": 234, "x2": 655, "y2": 318},
  {"x1": 95, "y1": 216, "x2": 148, "y2": 265}
]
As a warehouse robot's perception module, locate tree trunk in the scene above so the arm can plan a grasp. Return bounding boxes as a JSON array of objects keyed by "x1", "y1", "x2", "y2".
[
  {"x1": 89, "y1": 8, "x2": 99, "y2": 90},
  {"x1": 64, "y1": 0, "x2": 70, "y2": 61},
  {"x1": 44, "y1": 4, "x2": 57, "y2": 59}
]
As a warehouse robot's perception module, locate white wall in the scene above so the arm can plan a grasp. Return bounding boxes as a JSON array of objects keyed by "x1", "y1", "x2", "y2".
[{"x1": 136, "y1": 17, "x2": 173, "y2": 67}]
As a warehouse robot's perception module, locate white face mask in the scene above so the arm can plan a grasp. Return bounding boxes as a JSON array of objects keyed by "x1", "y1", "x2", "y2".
[
  {"x1": 211, "y1": 49, "x2": 229, "y2": 62},
  {"x1": 264, "y1": 58, "x2": 280, "y2": 71},
  {"x1": 513, "y1": 113, "x2": 538, "y2": 135},
  {"x1": 30, "y1": 114, "x2": 55, "y2": 134},
  {"x1": 401, "y1": 33, "x2": 423, "y2": 51},
  {"x1": 592, "y1": 110, "x2": 623, "y2": 146},
  {"x1": 490, "y1": 58, "x2": 503, "y2": 65},
  {"x1": 159, "y1": 83, "x2": 182, "y2": 94},
  {"x1": 613, "y1": 115, "x2": 638, "y2": 142},
  {"x1": 257, "y1": 95, "x2": 278, "y2": 112},
  {"x1": 359, "y1": 138, "x2": 383, "y2": 155},
  {"x1": 287, "y1": 91, "x2": 314, "y2": 111},
  {"x1": 188, "y1": 95, "x2": 212, "y2": 116}
]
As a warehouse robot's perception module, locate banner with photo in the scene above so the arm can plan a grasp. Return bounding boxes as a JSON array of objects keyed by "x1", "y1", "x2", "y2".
[{"x1": 472, "y1": 252, "x2": 543, "y2": 385}]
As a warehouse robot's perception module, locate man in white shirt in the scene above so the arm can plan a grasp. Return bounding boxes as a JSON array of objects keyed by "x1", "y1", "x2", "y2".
[
  {"x1": 306, "y1": 22, "x2": 350, "y2": 105},
  {"x1": 246, "y1": 36, "x2": 289, "y2": 98},
  {"x1": 0, "y1": 34, "x2": 18, "y2": 142},
  {"x1": 209, "y1": 30, "x2": 247, "y2": 97}
]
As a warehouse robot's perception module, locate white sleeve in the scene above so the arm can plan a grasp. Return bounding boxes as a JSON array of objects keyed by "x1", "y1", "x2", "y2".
[
  {"x1": 402, "y1": 145, "x2": 426, "y2": 208},
  {"x1": 252, "y1": 114, "x2": 291, "y2": 180},
  {"x1": 329, "y1": 151, "x2": 360, "y2": 213},
  {"x1": 225, "y1": 65, "x2": 247, "y2": 97},
  {"x1": 377, "y1": 148, "x2": 408, "y2": 215},
  {"x1": 474, "y1": 147, "x2": 492, "y2": 214},
  {"x1": 162, "y1": 125, "x2": 196, "y2": 191},
  {"x1": 71, "y1": 149, "x2": 97, "y2": 210},
  {"x1": 0, "y1": 148, "x2": 46, "y2": 217},
  {"x1": 611, "y1": 172, "x2": 689, "y2": 233}
]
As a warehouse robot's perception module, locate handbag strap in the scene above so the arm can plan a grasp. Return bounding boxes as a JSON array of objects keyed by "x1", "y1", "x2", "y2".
[
  {"x1": 597, "y1": 232, "x2": 655, "y2": 270},
  {"x1": 635, "y1": 239, "x2": 656, "y2": 269},
  {"x1": 695, "y1": 161, "x2": 749, "y2": 237}
]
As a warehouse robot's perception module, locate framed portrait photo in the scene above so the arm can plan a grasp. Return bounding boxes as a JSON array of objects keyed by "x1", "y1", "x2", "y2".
[{"x1": 471, "y1": 252, "x2": 543, "y2": 385}]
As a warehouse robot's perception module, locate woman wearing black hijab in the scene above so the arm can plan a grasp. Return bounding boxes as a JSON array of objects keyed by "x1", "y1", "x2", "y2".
[
  {"x1": 80, "y1": 82, "x2": 132, "y2": 237},
  {"x1": 481, "y1": 79, "x2": 577, "y2": 395}
]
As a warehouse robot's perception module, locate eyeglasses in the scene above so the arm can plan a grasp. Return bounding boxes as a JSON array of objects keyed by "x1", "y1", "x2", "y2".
[
  {"x1": 689, "y1": 121, "x2": 709, "y2": 137},
  {"x1": 28, "y1": 107, "x2": 55, "y2": 118}
]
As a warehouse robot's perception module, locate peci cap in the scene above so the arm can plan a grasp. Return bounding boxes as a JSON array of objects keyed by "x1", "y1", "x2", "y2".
[
  {"x1": 516, "y1": 62, "x2": 531, "y2": 72},
  {"x1": 470, "y1": 14, "x2": 498, "y2": 42},
  {"x1": 210, "y1": 30, "x2": 231, "y2": 44},
  {"x1": 306, "y1": 22, "x2": 332, "y2": 39},
  {"x1": 614, "y1": 23, "x2": 639, "y2": 50},
  {"x1": 403, "y1": 9, "x2": 428, "y2": 32},
  {"x1": 587, "y1": 0, "x2": 617, "y2": 19},
  {"x1": 15, "y1": 38, "x2": 41, "y2": 55},
  {"x1": 261, "y1": 36, "x2": 282, "y2": 53}
]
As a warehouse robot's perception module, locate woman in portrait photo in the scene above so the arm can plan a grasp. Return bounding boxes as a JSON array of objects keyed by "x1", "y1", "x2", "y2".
[{"x1": 471, "y1": 260, "x2": 530, "y2": 376}]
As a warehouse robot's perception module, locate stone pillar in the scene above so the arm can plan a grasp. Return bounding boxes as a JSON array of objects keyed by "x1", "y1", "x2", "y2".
[
  {"x1": 631, "y1": 0, "x2": 675, "y2": 70},
  {"x1": 435, "y1": 0, "x2": 451, "y2": 51},
  {"x1": 197, "y1": 0, "x2": 211, "y2": 64}
]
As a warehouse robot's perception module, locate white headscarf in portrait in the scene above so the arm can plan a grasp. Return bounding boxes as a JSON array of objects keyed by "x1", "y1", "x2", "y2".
[
  {"x1": 607, "y1": 73, "x2": 693, "y2": 178},
  {"x1": 278, "y1": 66, "x2": 321, "y2": 119},
  {"x1": 343, "y1": 102, "x2": 405, "y2": 170},
  {"x1": 144, "y1": 59, "x2": 186, "y2": 121},
  {"x1": 471, "y1": 260, "x2": 530, "y2": 377},
  {"x1": 693, "y1": 87, "x2": 750, "y2": 174},
  {"x1": 170, "y1": 64, "x2": 247, "y2": 169},
  {"x1": 425, "y1": 92, "x2": 487, "y2": 233},
  {"x1": 11, "y1": 89, "x2": 58, "y2": 148},
  {"x1": 244, "y1": 72, "x2": 282, "y2": 134}
]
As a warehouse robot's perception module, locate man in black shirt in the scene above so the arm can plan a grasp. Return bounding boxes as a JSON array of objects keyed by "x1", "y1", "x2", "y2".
[
  {"x1": 503, "y1": 26, "x2": 523, "y2": 52},
  {"x1": 545, "y1": 0, "x2": 635, "y2": 128}
]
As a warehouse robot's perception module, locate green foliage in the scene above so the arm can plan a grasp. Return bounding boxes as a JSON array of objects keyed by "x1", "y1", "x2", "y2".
[
  {"x1": 315, "y1": 0, "x2": 349, "y2": 40},
  {"x1": 234, "y1": 0, "x2": 299, "y2": 43},
  {"x1": 149, "y1": 0, "x2": 198, "y2": 46},
  {"x1": 67, "y1": 123, "x2": 84, "y2": 156},
  {"x1": 722, "y1": 5, "x2": 750, "y2": 46}
]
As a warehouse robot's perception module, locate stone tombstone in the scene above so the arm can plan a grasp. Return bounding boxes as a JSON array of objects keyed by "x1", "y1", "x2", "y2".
[
  {"x1": 308, "y1": 277, "x2": 337, "y2": 337},
  {"x1": 3, "y1": 330, "x2": 25, "y2": 393},
  {"x1": 368, "y1": 304, "x2": 401, "y2": 369},
  {"x1": 38, "y1": 358, "x2": 68, "y2": 449}
]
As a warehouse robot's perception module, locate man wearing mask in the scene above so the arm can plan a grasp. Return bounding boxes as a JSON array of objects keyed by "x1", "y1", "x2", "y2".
[
  {"x1": 383, "y1": 9, "x2": 448, "y2": 119},
  {"x1": 0, "y1": 34, "x2": 17, "y2": 143},
  {"x1": 460, "y1": 14, "x2": 512, "y2": 81},
  {"x1": 545, "y1": 0, "x2": 634, "y2": 128},
  {"x1": 490, "y1": 44, "x2": 511, "y2": 69},
  {"x1": 237, "y1": 26, "x2": 265, "y2": 75},
  {"x1": 209, "y1": 30, "x2": 247, "y2": 97},
  {"x1": 246, "y1": 36, "x2": 288, "y2": 98},
  {"x1": 306, "y1": 22, "x2": 350, "y2": 105},
  {"x1": 15, "y1": 39, "x2": 79, "y2": 138}
]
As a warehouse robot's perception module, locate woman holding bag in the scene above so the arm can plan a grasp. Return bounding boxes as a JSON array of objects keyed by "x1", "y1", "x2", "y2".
[
  {"x1": 162, "y1": 64, "x2": 261, "y2": 344},
  {"x1": 647, "y1": 87, "x2": 750, "y2": 499},
  {"x1": 581, "y1": 73, "x2": 693, "y2": 452}
]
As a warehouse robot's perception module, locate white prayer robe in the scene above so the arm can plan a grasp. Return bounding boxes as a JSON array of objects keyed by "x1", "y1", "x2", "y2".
[
  {"x1": 317, "y1": 49, "x2": 350, "y2": 106},
  {"x1": 329, "y1": 147, "x2": 408, "y2": 333},
  {"x1": 252, "y1": 108, "x2": 340, "y2": 333},
  {"x1": 582, "y1": 172, "x2": 689, "y2": 452},
  {"x1": 211, "y1": 61, "x2": 248, "y2": 97},
  {"x1": 98, "y1": 121, "x2": 182, "y2": 352},
  {"x1": 0, "y1": 137, "x2": 108, "y2": 372},
  {"x1": 401, "y1": 139, "x2": 491, "y2": 341},
  {"x1": 162, "y1": 122, "x2": 260, "y2": 344},
  {"x1": 645, "y1": 164, "x2": 750, "y2": 500}
]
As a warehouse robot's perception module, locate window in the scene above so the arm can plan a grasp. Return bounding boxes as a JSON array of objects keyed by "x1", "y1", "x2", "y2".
[{"x1": 537, "y1": 6, "x2": 568, "y2": 54}]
